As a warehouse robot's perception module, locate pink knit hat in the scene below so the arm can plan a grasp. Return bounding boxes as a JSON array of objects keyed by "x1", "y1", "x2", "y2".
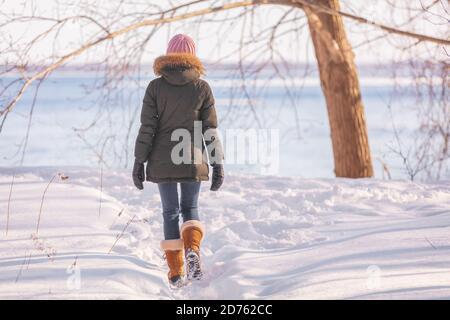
[{"x1": 166, "y1": 34, "x2": 196, "y2": 55}]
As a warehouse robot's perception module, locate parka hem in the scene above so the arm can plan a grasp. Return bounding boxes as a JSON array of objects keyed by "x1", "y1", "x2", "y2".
[{"x1": 146, "y1": 176, "x2": 209, "y2": 183}]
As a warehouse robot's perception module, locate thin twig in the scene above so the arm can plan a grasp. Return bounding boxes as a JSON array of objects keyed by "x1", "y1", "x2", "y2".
[
  {"x1": 425, "y1": 237, "x2": 438, "y2": 250},
  {"x1": 376, "y1": 157, "x2": 392, "y2": 180},
  {"x1": 109, "y1": 208, "x2": 124, "y2": 229},
  {"x1": 72, "y1": 128, "x2": 110, "y2": 168},
  {"x1": 98, "y1": 166, "x2": 103, "y2": 217},
  {"x1": 20, "y1": 79, "x2": 44, "y2": 165},
  {"x1": 6, "y1": 171, "x2": 15, "y2": 237},
  {"x1": 108, "y1": 215, "x2": 136, "y2": 254},
  {"x1": 70, "y1": 256, "x2": 78, "y2": 269},
  {"x1": 36, "y1": 173, "x2": 68, "y2": 235},
  {"x1": 15, "y1": 251, "x2": 31, "y2": 283}
]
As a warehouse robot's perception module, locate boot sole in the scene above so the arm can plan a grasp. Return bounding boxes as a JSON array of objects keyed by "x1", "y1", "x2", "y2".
[{"x1": 186, "y1": 252, "x2": 203, "y2": 281}]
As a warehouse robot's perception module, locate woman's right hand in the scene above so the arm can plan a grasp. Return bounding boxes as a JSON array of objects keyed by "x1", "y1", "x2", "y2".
[{"x1": 132, "y1": 159, "x2": 145, "y2": 190}]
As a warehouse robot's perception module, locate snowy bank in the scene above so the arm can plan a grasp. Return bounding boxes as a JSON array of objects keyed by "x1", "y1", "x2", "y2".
[{"x1": 0, "y1": 167, "x2": 449, "y2": 299}]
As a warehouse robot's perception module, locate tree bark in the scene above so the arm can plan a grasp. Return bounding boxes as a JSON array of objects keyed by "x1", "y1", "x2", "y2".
[{"x1": 304, "y1": 0, "x2": 373, "y2": 178}]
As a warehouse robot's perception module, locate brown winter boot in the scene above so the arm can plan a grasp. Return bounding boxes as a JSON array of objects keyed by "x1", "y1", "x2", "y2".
[
  {"x1": 181, "y1": 220, "x2": 205, "y2": 280},
  {"x1": 160, "y1": 239, "x2": 185, "y2": 288}
]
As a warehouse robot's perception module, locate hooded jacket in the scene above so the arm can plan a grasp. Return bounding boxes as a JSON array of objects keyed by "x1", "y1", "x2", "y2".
[{"x1": 134, "y1": 53, "x2": 222, "y2": 183}]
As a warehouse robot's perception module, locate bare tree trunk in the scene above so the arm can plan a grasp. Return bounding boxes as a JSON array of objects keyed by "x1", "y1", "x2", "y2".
[{"x1": 304, "y1": 0, "x2": 373, "y2": 178}]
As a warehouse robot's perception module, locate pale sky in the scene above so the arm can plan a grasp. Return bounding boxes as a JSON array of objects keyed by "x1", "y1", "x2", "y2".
[{"x1": 0, "y1": 0, "x2": 448, "y2": 65}]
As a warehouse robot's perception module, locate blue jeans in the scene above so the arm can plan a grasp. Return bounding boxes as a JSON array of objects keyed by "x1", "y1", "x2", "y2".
[{"x1": 157, "y1": 182, "x2": 201, "y2": 240}]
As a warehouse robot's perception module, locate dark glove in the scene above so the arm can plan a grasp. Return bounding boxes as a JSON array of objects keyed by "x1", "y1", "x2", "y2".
[
  {"x1": 132, "y1": 160, "x2": 145, "y2": 190},
  {"x1": 210, "y1": 164, "x2": 224, "y2": 191}
]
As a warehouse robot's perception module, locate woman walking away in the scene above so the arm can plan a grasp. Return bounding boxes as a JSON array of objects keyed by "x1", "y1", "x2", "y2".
[{"x1": 132, "y1": 34, "x2": 224, "y2": 288}]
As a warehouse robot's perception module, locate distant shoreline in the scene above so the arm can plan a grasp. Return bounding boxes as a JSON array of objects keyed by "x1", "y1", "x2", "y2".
[{"x1": 0, "y1": 60, "x2": 438, "y2": 77}]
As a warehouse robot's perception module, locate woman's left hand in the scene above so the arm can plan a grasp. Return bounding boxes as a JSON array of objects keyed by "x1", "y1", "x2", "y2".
[{"x1": 132, "y1": 160, "x2": 145, "y2": 190}]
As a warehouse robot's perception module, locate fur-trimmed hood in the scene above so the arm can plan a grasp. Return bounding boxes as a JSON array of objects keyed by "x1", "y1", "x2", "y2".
[{"x1": 153, "y1": 53, "x2": 205, "y2": 86}]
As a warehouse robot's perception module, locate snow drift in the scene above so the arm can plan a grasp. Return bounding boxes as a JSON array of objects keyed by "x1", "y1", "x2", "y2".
[{"x1": 0, "y1": 167, "x2": 449, "y2": 299}]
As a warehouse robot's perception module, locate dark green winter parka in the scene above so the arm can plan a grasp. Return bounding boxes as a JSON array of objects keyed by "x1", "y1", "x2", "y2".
[{"x1": 134, "y1": 53, "x2": 223, "y2": 183}]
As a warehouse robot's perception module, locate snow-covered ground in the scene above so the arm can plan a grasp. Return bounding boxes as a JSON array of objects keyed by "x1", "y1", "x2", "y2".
[{"x1": 0, "y1": 167, "x2": 449, "y2": 299}]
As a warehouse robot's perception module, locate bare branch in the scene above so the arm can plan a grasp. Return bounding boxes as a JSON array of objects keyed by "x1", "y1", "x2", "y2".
[{"x1": 285, "y1": 0, "x2": 450, "y2": 45}]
